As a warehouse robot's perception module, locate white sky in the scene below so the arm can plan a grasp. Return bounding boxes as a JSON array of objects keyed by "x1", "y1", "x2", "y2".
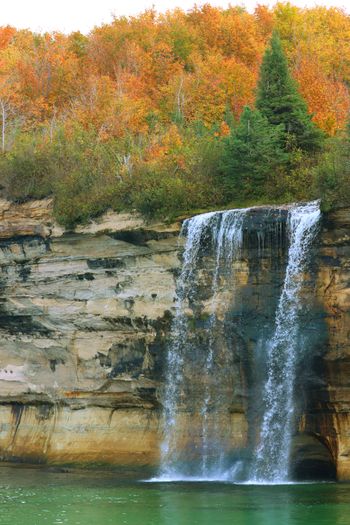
[{"x1": 0, "y1": 0, "x2": 348, "y2": 34}]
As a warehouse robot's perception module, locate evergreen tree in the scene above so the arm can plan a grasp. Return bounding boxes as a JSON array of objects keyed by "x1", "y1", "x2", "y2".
[
  {"x1": 221, "y1": 106, "x2": 287, "y2": 198},
  {"x1": 256, "y1": 31, "x2": 324, "y2": 153}
]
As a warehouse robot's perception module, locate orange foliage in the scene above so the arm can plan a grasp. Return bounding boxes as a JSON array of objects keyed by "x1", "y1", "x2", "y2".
[
  {"x1": 294, "y1": 58, "x2": 350, "y2": 135},
  {"x1": 0, "y1": 4, "x2": 348, "y2": 140}
]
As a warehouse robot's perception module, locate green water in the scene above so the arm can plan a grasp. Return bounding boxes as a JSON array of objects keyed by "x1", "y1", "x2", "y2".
[{"x1": 0, "y1": 467, "x2": 349, "y2": 525}]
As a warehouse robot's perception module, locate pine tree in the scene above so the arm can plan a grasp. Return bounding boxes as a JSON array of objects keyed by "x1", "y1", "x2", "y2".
[
  {"x1": 256, "y1": 31, "x2": 324, "y2": 153},
  {"x1": 222, "y1": 106, "x2": 287, "y2": 198}
]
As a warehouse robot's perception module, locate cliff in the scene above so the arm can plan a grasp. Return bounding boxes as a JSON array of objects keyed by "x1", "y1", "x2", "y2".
[
  {"x1": 0, "y1": 199, "x2": 180, "y2": 468},
  {"x1": 303, "y1": 208, "x2": 350, "y2": 481},
  {"x1": 0, "y1": 199, "x2": 348, "y2": 480}
]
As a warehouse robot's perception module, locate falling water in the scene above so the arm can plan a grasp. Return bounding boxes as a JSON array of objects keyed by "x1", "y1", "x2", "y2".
[
  {"x1": 201, "y1": 210, "x2": 245, "y2": 477},
  {"x1": 158, "y1": 209, "x2": 247, "y2": 480},
  {"x1": 249, "y1": 201, "x2": 321, "y2": 483}
]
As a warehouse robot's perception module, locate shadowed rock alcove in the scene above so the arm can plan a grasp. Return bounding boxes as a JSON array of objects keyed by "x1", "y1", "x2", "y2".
[{"x1": 290, "y1": 434, "x2": 336, "y2": 481}]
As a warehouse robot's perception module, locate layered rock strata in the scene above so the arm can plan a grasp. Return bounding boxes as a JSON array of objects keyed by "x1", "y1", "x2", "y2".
[{"x1": 0, "y1": 199, "x2": 180, "y2": 467}]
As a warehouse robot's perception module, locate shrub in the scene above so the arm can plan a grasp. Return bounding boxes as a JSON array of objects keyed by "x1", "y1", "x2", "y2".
[
  {"x1": 0, "y1": 135, "x2": 53, "y2": 201},
  {"x1": 312, "y1": 135, "x2": 350, "y2": 211}
]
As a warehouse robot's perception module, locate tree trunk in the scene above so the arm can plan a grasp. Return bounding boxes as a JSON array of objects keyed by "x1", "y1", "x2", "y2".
[{"x1": 0, "y1": 99, "x2": 6, "y2": 153}]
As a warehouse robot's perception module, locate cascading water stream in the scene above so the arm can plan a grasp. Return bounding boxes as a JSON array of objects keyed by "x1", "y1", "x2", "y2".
[
  {"x1": 158, "y1": 211, "x2": 216, "y2": 480},
  {"x1": 158, "y1": 209, "x2": 247, "y2": 481},
  {"x1": 249, "y1": 201, "x2": 321, "y2": 483},
  {"x1": 200, "y1": 211, "x2": 245, "y2": 477}
]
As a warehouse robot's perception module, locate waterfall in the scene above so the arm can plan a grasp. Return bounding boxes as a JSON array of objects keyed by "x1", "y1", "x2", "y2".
[
  {"x1": 158, "y1": 211, "x2": 216, "y2": 480},
  {"x1": 200, "y1": 210, "x2": 245, "y2": 477},
  {"x1": 249, "y1": 201, "x2": 321, "y2": 483},
  {"x1": 158, "y1": 209, "x2": 247, "y2": 481},
  {"x1": 156, "y1": 201, "x2": 320, "y2": 483}
]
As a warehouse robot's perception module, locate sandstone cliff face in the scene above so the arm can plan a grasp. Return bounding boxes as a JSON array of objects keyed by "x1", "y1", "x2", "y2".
[
  {"x1": 301, "y1": 208, "x2": 350, "y2": 481},
  {"x1": 0, "y1": 199, "x2": 348, "y2": 480},
  {"x1": 0, "y1": 199, "x2": 180, "y2": 468}
]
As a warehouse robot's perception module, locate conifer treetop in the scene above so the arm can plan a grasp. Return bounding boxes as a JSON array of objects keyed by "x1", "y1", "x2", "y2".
[{"x1": 256, "y1": 31, "x2": 324, "y2": 153}]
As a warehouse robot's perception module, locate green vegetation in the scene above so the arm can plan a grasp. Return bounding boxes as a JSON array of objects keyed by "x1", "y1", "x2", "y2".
[
  {"x1": 0, "y1": 129, "x2": 123, "y2": 228},
  {"x1": 0, "y1": 123, "x2": 223, "y2": 227},
  {"x1": 221, "y1": 106, "x2": 287, "y2": 199},
  {"x1": 312, "y1": 127, "x2": 350, "y2": 211}
]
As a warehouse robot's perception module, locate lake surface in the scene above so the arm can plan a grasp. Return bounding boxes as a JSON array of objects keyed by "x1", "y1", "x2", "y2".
[{"x1": 0, "y1": 466, "x2": 349, "y2": 525}]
